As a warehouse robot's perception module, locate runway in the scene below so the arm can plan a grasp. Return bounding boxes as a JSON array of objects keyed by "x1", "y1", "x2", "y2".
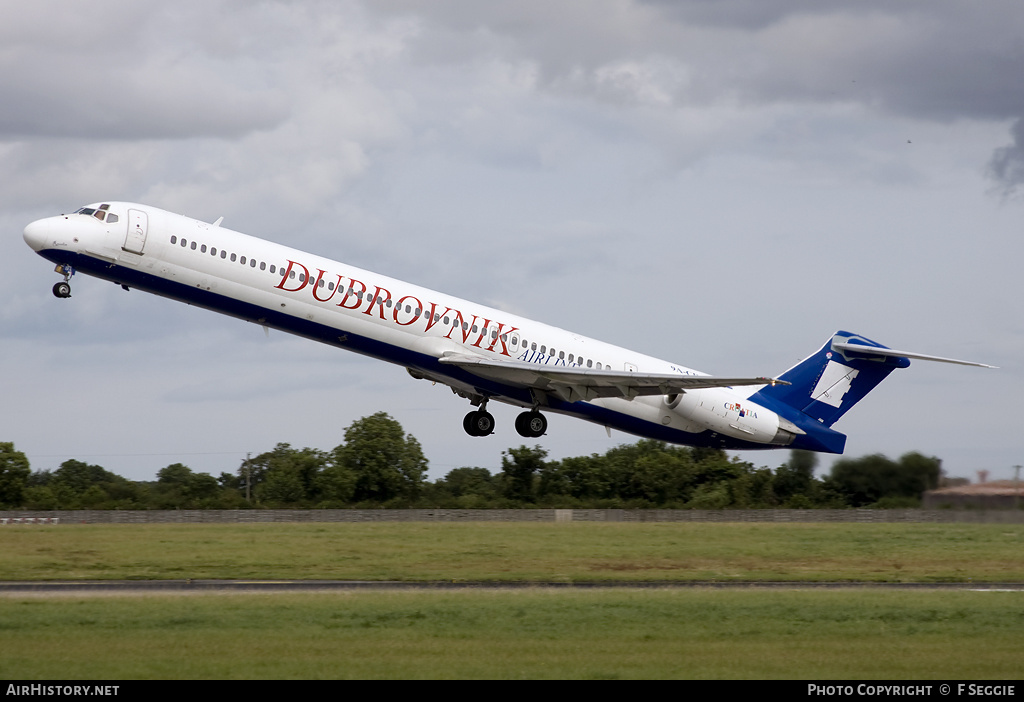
[{"x1": 1, "y1": 579, "x2": 1022, "y2": 594}]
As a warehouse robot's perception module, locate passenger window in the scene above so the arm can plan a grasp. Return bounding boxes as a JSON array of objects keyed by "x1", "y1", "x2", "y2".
[
  {"x1": 531, "y1": 343, "x2": 537, "y2": 351},
  {"x1": 270, "y1": 265, "x2": 276, "y2": 273},
  {"x1": 211, "y1": 247, "x2": 217, "y2": 256},
  {"x1": 181, "y1": 239, "x2": 187, "y2": 247},
  {"x1": 171, "y1": 236, "x2": 177, "y2": 244},
  {"x1": 260, "y1": 262, "x2": 266, "y2": 271},
  {"x1": 240, "y1": 256, "x2": 246, "y2": 265},
  {"x1": 587, "y1": 360, "x2": 592, "y2": 368},
  {"x1": 191, "y1": 242, "x2": 197, "y2": 250},
  {"x1": 231, "y1": 253, "x2": 237, "y2": 262},
  {"x1": 221, "y1": 251, "x2": 227, "y2": 259},
  {"x1": 540, "y1": 346, "x2": 546, "y2": 354},
  {"x1": 251, "y1": 259, "x2": 257, "y2": 268},
  {"x1": 201, "y1": 244, "x2": 207, "y2": 253}
]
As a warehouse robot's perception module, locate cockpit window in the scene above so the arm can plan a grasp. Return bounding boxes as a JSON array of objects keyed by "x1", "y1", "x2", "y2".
[{"x1": 76, "y1": 204, "x2": 117, "y2": 223}]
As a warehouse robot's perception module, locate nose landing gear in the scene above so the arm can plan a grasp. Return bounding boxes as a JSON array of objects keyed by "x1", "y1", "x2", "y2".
[{"x1": 52, "y1": 264, "x2": 74, "y2": 298}]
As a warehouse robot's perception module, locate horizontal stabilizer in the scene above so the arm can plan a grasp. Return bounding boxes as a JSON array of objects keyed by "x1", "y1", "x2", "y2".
[
  {"x1": 832, "y1": 341, "x2": 996, "y2": 368},
  {"x1": 751, "y1": 331, "x2": 994, "y2": 431}
]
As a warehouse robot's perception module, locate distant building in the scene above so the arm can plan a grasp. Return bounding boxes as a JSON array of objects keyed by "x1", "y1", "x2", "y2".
[{"x1": 923, "y1": 480, "x2": 1023, "y2": 509}]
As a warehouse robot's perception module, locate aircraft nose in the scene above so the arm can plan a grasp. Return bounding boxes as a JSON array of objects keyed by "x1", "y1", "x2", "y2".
[{"x1": 23, "y1": 218, "x2": 50, "y2": 252}]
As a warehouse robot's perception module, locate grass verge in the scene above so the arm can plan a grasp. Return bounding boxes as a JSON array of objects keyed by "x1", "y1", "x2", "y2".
[
  {"x1": 0, "y1": 589, "x2": 1020, "y2": 679},
  {"x1": 1, "y1": 522, "x2": 1021, "y2": 582}
]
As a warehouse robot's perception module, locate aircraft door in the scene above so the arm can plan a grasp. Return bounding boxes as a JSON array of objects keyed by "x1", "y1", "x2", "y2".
[{"x1": 124, "y1": 209, "x2": 148, "y2": 254}]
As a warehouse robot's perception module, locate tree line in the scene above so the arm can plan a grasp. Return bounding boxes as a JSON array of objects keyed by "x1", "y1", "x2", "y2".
[{"x1": 0, "y1": 412, "x2": 945, "y2": 510}]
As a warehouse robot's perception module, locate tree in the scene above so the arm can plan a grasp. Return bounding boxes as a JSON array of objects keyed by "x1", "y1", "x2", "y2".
[
  {"x1": 554, "y1": 453, "x2": 617, "y2": 501},
  {"x1": 828, "y1": 452, "x2": 942, "y2": 507},
  {"x1": 500, "y1": 445, "x2": 548, "y2": 502},
  {"x1": 332, "y1": 413, "x2": 427, "y2": 503},
  {"x1": 257, "y1": 466, "x2": 307, "y2": 505},
  {"x1": 0, "y1": 442, "x2": 31, "y2": 507},
  {"x1": 315, "y1": 462, "x2": 356, "y2": 504},
  {"x1": 157, "y1": 463, "x2": 193, "y2": 488},
  {"x1": 52, "y1": 459, "x2": 119, "y2": 494},
  {"x1": 244, "y1": 443, "x2": 327, "y2": 504},
  {"x1": 624, "y1": 448, "x2": 695, "y2": 504},
  {"x1": 42, "y1": 459, "x2": 136, "y2": 508},
  {"x1": 441, "y1": 467, "x2": 497, "y2": 499},
  {"x1": 773, "y1": 450, "x2": 818, "y2": 503}
]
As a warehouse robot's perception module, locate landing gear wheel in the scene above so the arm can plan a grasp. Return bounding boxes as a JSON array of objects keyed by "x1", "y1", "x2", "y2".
[
  {"x1": 463, "y1": 410, "x2": 495, "y2": 437},
  {"x1": 515, "y1": 411, "x2": 547, "y2": 438},
  {"x1": 52, "y1": 282, "x2": 71, "y2": 298}
]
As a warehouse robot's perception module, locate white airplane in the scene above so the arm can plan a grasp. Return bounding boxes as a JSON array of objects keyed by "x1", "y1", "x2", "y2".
[{"x1": 23, "y1": 202, "x2": 993, "y2": 454}]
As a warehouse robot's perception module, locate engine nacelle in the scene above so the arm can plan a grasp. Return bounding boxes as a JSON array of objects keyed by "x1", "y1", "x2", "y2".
[{"x1": 664, "y1": 390, "x2": 798, "y2": 446}]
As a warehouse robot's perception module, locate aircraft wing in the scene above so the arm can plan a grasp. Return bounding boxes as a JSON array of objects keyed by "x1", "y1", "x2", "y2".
[{"x1": 438, "y1": 352, "x2": 788, "y2": 403}]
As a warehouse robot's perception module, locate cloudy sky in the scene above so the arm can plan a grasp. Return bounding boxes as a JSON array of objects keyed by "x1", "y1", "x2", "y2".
[{"x1": 3, "y1": 0, "x2": 1022, "y2": 484}]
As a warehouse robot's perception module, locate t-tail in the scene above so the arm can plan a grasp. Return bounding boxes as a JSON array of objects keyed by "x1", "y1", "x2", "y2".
[{"x1": 748, "y1": 331, "x2": 994, "y2": 454}]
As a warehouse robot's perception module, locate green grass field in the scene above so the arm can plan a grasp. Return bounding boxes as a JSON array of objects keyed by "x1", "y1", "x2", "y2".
[
  {"x1": 1, "y1": 521, "x2": 1021, "y2": 582},
  {"x1": 2, "y1": 522, "x2": 1022, "y2": 679},
  {"x1": 0, "y1": 590, "x2": 1021, "y2": 679}
]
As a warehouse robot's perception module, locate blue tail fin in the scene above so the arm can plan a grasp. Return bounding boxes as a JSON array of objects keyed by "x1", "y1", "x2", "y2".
[{"x1": 750, "y1": 330, "x2": 910, "y2": 428}]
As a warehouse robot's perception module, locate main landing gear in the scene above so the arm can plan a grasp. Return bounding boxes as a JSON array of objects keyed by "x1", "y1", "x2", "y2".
[
  {"x1": 463, "y1": 408, "x2": 496, "y2": 437},
  {"x1": 514, "y1": 410, "x2": 547, "y2": 438},
  {"x1": 462, "y1": 401, "x2": 548, "y2": 438},
  {"x1": 52, "y1": 264, "x2": 74, "y2": 298}
]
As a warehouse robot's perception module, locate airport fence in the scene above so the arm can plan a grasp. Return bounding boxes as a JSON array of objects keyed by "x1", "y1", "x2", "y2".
[{"x1": 1, "y1": 509, "x2": 1023, "y2": 524}]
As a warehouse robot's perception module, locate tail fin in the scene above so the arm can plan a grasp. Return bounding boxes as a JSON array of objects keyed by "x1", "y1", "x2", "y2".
[{"x1": 750, "y1": 331, "x2": 909, "y2": 428}]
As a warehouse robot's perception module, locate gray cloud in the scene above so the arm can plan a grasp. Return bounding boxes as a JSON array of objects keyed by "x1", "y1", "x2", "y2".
[
  {"x1": 988, "y1": 118, "x2": 1024, "y2": 197},
  {"x1": 0, "y1": 2, "x2": 291, "y2": 140},
  {"x1": 376, "y1": 1, "x2": 1024, "y2": 178}
]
